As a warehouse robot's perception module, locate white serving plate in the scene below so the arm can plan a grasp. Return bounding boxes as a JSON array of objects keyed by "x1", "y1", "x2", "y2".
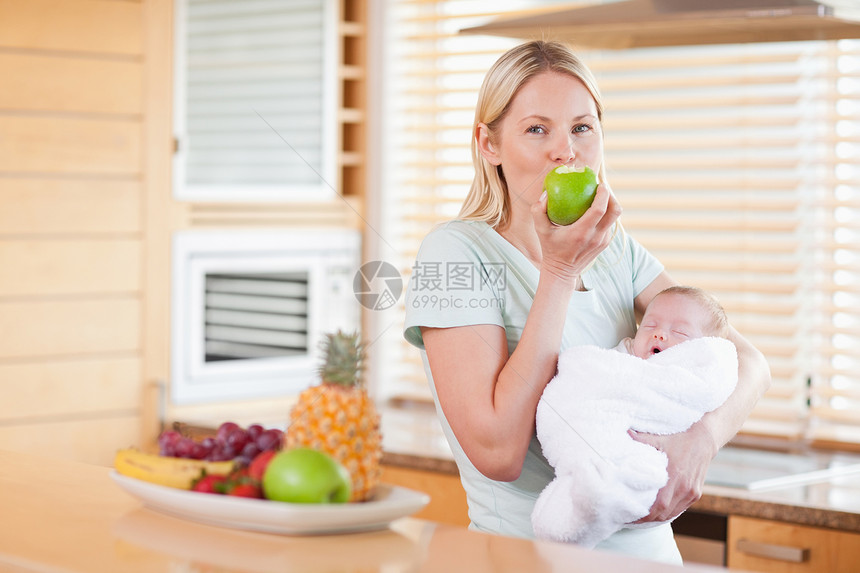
[{"x1": 110, "y1": 471, "x2": 430, "y2": 535}]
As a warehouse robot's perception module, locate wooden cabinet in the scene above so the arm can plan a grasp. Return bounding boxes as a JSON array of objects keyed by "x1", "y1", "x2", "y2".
[
  {"x1": 381, "y1": 464, "x2": 469, "y2": 527},
  {"x1": 728, "y1": 515, "x2": 860, "y2": 573}
]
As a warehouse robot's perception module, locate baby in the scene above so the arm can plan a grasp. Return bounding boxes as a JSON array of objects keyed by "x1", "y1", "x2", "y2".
[
  {"x1": 619, "y1": 285, "x2": 730, "y2": 359},
  {"x1": 532, "y1": 286, "x2": 738, "y2": 549}
]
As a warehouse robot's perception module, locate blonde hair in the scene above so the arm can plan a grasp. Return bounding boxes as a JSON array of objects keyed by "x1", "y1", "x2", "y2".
[
  {"x1": 458, "y1": 41, "x2": 605, "y2": 230},
  {"x1": 656, "y1": 286, "x2": 730, "y2": 339}
]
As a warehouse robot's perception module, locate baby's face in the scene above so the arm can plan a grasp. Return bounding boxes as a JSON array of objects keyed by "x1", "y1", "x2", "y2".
[{"x1": 632, "y1": 293, "x2": 712, "y2": 359}]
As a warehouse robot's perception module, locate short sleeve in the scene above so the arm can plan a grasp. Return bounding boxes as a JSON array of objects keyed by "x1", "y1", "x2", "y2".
[
  {"x1": 403, "y1": 223, "x2": 507, "y2": 349},
  {"x1": 625, "y1": 231, "x2": 664, "y2": 298}
]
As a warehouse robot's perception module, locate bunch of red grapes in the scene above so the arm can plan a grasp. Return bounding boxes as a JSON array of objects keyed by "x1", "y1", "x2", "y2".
[{"x1": 158, "y1": 422, "x2": 283, "y2": 466}]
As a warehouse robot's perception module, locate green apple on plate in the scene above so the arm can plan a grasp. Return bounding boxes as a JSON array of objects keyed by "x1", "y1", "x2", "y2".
[
  {"x1": 262, "y1": 448, "x2": 352, "y2": 504},
  {"x1": 544, "y1": 165, "x2": 599, "y2": 226}
]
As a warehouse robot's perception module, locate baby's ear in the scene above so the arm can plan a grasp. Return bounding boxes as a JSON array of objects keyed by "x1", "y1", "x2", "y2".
[{"x1": 475, "y1": 123, "x2": 502, "y2": 166}]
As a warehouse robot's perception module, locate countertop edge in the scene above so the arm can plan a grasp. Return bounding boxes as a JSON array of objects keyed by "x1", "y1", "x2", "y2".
[
  {"x1": 382, "y1": 451, "x2": 459, "y2": 476},
  {"x1": 695, "y1": 488, "x2": 860, "y2": 534},
  {"x1": 381, "y1": 450, "x2": 860, "y2": 534}
]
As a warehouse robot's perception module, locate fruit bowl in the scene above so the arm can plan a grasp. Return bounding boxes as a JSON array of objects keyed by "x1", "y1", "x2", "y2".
[{"x1": 110, "y1": 471, "x2": 430, "y2": 535}]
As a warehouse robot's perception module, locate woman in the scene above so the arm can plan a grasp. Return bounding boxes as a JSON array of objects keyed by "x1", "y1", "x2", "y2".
[{"x1": 403, "y1": 41, "x2": 770, "y2": 563}]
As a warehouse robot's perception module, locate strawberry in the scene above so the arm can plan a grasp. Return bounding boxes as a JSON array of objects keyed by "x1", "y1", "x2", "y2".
[
  {"x1": 215, "y1": 465, "x2": 264, "y2": 498},
  {"x1": 226, "y1": 482, "x2": 263, "y2": 498},
  {"x1": 248, "y1": 450, "x2": 277, "y2": 481},
  {"x1": 191, "y1": 473, "x2": 228, "y2": 494}
]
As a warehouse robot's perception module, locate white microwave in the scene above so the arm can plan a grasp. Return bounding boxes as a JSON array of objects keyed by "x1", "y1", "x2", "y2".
[{"x1": 170, "y1": 228, "x2": 361, "y2": 405}]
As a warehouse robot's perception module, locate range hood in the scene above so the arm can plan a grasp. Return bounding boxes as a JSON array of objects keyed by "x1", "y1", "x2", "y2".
[{"x1": 460, "y1": 0, "x2": 860, "y2": 49}]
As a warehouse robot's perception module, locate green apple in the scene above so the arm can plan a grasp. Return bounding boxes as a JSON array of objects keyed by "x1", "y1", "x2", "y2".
[
  {"x1": 262, "y1": 448, "x2": 352, "y2": 504},
  {"x1": 544, "y1": 165, "x2": 599, "y2": 225}
]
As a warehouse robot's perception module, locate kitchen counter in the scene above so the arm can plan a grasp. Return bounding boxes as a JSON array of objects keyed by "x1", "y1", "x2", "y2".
[
  {"x1": 0, "y1": 449, "x2": 742, "y2": 573},
  {"x1": 381, "y1": 404, "x2": 860, "y2": 534},
  {"x1": 685, "y1": 443, "x2": 860, "y2": 533},
  {"x1": 698, "y1": 469, "x2": 860, "y2": 533}
]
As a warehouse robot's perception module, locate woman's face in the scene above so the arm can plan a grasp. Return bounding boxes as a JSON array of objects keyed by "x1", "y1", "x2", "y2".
[{"x1": 480, "y1": 71, "x2": 603, "y2": 209}]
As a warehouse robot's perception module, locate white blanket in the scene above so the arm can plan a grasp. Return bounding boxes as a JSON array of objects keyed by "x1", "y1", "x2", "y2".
[{"x1": 531, "y1": 337, "x2": 738, "y2": 548}]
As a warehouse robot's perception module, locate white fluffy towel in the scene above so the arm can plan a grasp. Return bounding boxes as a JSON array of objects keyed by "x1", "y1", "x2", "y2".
[{"x1": 531, "y1": 337, "x2": 738, "y2": 548}]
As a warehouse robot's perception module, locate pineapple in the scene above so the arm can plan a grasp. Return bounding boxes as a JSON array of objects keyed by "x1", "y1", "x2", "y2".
[{"x1": 285, "y1": 330, "x2": 382, "y2": 501}]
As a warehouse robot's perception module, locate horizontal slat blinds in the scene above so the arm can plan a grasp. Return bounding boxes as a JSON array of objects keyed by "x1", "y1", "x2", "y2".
[
  {"x1": 204, "y1": 272, "x2": 310, "y2": 361},
  {"x1": 808, "y1": 42, "x2": 860, "y2": 446},
  {"x1": 596, "y1": 41, "x2": 819, "y2": 440},
  {"x1": 377, "y1": 2, "x2": 522, "y2": 403},
  {"x1": 174, "y1": 0, "x2": 336, "y2": 201},
  {"x1": 381, "y1": 2, "x2": 860, "y2": 449}
]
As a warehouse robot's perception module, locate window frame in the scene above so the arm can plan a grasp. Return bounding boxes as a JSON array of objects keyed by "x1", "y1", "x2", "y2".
[{"x1": 172, "y1": 0, "x2": 340, "y2": 203}]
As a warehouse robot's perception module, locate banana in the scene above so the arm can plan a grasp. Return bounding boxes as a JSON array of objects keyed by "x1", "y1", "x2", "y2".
[{"x1": 114, "y1": 448, "x2": 235, "y2": 489}]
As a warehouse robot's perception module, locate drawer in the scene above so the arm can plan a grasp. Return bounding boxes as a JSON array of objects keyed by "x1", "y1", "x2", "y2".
[{"x1": 727, "y1": 515, "x2": 860, "y2": 573}]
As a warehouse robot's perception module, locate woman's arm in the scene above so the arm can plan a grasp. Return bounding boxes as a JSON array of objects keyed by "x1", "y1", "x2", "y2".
[
  {"x1": 422, "y1": 185, "x2": 622, "y2": 482},
  {"x1": 421, "y1": 268, "x2": 576, "y2": 481},
  {"x1": 631, "y1": 272, "x2": 772, "y2": 522}
]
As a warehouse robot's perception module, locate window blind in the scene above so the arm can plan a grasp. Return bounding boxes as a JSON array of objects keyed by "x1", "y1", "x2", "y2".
[
  {"x1": 174, "y1": 0, "x2": 337, "y2": 201},
  {"x1": 376, "y1": 1, "x2": 521, "y2": 405},
  {"x1": 380, "y1": 1, "x2": 860, "y2": 450},
  {"x1": 595, "y1": 42, "x2": 818, "y2": 441},
  {"x1": 204, "y1": 272, "x2": 309, "y2": 361},
  {"x1": 808, "y1": 42, "x2": 860, "y2": 447}
]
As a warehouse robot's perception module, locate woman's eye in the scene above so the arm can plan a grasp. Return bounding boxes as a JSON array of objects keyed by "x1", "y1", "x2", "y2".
[
  {"x1": 526, "y1": 125, "x2": 547, "y2": 134},
  {"x1": 573, "y1": 123, "x2": 592, "y2": 134}
]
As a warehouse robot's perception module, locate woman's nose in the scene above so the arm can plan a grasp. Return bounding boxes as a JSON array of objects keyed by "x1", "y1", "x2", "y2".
[{"x1": 552, "y1": 135, "x2": 575, "y2": 164}]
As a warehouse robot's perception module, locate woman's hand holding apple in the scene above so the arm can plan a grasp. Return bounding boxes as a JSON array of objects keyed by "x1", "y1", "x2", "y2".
[{"x1": 532, "y1": 171, "x2": 622, "y2": 282}]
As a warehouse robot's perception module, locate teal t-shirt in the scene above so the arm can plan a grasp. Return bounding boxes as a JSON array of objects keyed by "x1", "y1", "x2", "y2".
[{"x1": 403, "y1": 220, "x2": 681, "y2": 563}]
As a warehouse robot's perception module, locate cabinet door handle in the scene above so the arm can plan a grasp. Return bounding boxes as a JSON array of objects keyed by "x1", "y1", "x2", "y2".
[{"x1": 736, "y1": 538, "x2": 810, "y2": 563}]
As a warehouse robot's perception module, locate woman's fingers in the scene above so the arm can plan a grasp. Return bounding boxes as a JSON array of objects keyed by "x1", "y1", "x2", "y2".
[
  {"x1": 531, "y1": 180, "x2": 622, "y2": 276},
  {"x1": 599, "y1": 183, "x2": 623, "y2": 230},
  {"x1": 531, "y1": 191, "x2": 550, "y2": 224}
]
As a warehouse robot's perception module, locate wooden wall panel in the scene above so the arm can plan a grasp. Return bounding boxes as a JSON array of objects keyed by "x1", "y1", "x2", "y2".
[
  {"x1": 0, "y1": 240, "x2": 140, "y2": 296},
  {"x1": 0, "y1": 0, "x2": 149, "y2": 466},
  {"x1": 0, "y1": 0, "x2": 143, "y2": 55},
  {"x1": 0, "y1": 416, "x2": 141, "y2": 466},
  {"x1": 0, "y1": 0, "x2": 368, "y2": 464},
  {"x1": 0, "y1": 357, "x2": 140, "y2": 420},
  {"x1": 0, "y1": 179, "x2": 141, "y2": 235},
  {"x1": 0, "y1": 117, "x2": 141, "y2": 174},
  {"x1": 0, "y1": 299, "x2": 140, "y2": 359},
  {"x1": 0, "y1": 53, "x2": 143, "y2": 115}
]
